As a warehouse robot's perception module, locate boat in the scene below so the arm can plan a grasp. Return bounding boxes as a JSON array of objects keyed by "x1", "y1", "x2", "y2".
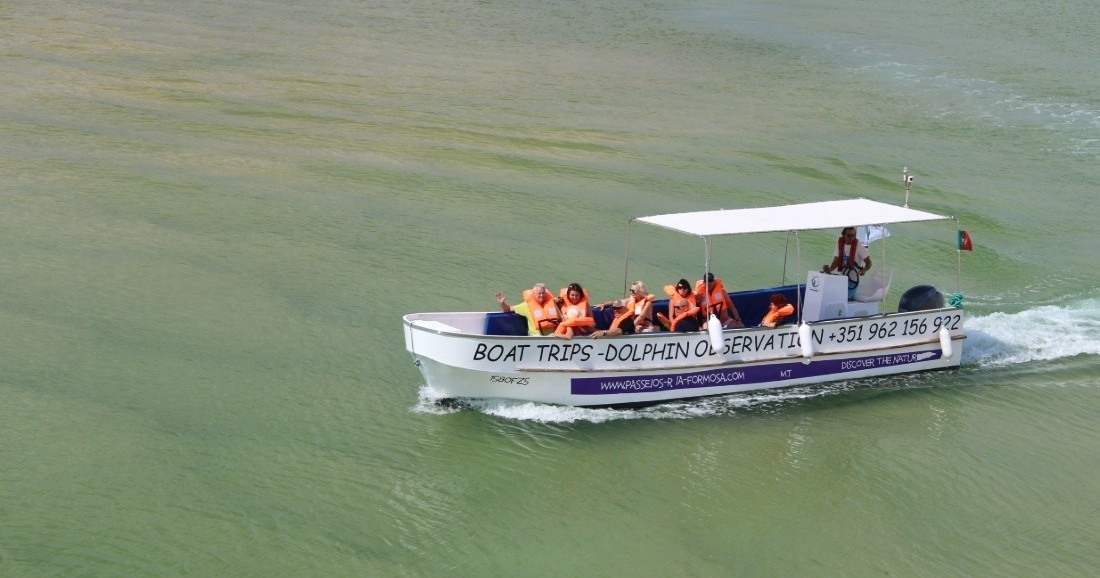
[{"x1": 404, "y1": 191, "x2": 968, "y2": 407}]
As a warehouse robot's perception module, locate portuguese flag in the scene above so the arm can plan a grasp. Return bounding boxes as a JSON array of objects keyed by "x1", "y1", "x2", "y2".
[{"x1": 957, "y1": 230, "x2": 973, "y2": 251}]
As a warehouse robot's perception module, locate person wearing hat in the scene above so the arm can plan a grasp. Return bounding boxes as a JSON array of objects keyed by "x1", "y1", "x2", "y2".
[
  {"x1": 593, "y1": 281, "x2": 657, "y2": 334},
  {"x1": 590, "y1": 298, "x2": 637, "y2": 339}
]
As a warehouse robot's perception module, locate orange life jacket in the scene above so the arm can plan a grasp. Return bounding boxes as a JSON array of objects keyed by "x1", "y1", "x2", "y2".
[
  {"x1": 522, "y1": 289, "x2": 560, "y2": 334},
  {"x1": 555, "y1": 287, "x2": 595, "y2": 333},
  {"x1": 836, "y1": 237, "x2": 860, "y2": 272},
  {"x1": 609, "y1": 308, "x2": 629, "y2": 330},
  {"x1": 762, "y1": 303, "x2": 795, "y2": 327},
  {"x1": 613, "y1": 292, "x2": 654, "y2": 329},
  {"x1": 661, "y1": 285, "x2": 700, "y2": 331},
  {"x1": 694, "y1": 278, "x2": 732, "y2": 320}
]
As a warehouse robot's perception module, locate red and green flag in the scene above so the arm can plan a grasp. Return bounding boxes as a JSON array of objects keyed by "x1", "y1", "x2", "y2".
[{"x1": 957, "y1": 230, "x2": 973, "y2": 251}]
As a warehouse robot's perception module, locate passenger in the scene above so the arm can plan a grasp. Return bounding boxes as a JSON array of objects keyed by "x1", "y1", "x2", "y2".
[
  {"x1": 821, "y1": 226, "x2": 872, "y2": 299},
  {"x1": 619, "y1": 280, "x2": 657, "y2": 333},
  {"x1": 695, "y1": 272, "x2": 744, "y2": 329},
  {"x1": 554, "y1": 282, "x2": 595, "y2": 339},
  {"x1": 590, "y1": 299, "x2": 636, "y2": 339},
  {"x1": 495, "y1": 283, "x2": 560, "y2": 336},
  {"x1": 657, "y1": 278, "x2": 701, "y2": 333},
  {"x1": 760, "y1": 293, "x2": 795, "y2": 327}
]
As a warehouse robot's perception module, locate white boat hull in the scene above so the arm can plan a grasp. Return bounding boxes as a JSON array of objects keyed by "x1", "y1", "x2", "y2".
[{"x1": 403, "y1": 308, "x2": 965, "y2": 407}]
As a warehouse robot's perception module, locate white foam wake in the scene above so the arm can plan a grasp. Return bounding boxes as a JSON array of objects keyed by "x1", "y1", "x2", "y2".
[{"x1": 963, "y1": 298, "x2": 1100, "y2": 367}]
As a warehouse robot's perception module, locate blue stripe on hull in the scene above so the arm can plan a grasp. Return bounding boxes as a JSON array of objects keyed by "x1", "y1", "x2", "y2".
[{"x1": 571, "y1": 349, "x2": 942, "y2": 395}]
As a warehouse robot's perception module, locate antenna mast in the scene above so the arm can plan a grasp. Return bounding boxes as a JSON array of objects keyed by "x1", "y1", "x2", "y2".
[{"x1": 902, "y1": 166, "x2": 914, "y2": 207}]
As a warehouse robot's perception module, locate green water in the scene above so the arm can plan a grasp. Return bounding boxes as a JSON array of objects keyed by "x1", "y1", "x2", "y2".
[{"x1": 2, "y1": 0, "x2": 1099, "y2": 576}]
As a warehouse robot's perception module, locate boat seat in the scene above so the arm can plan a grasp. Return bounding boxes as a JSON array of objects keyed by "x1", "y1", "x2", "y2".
[
  {"x1": 483, "y1": 312, "x2": 529, "y2": 336},
  {"x1": 652, "y1": 284, "x2": 803, "y2": 328},
  {"x1": 591, "y1": 306, "x2": 616, "y2": 330},
  {"x1": 485, "y1": 309, "x2": 619, "y2": 336},
  {"x1": 731, "y1": 285, "x2": 801, "y2": 327},
  {"x1": 853, "y1": 269, "x2": 892, "y2": 303}
]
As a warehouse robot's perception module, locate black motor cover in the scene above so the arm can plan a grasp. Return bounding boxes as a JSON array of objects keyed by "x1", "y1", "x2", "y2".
[{"x1": 897, "y1": 285, "x2": 944, "y2": 312}]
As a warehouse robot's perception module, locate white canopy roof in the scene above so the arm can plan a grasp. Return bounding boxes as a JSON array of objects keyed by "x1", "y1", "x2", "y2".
[{"x1": 634, "y1": 198, "x2": 949, "y2": 237}]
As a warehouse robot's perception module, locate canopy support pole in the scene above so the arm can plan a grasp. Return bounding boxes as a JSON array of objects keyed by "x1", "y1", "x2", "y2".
[
  {"x1": 622, "y1": 218, "x2": 635, "y2": 297},
  {"x1": 795, "y1": 230, "x2": 803, "y2": 323},
  {"x1": 703, "y1": 236, "x2": 713, "y2": 282},
  {"x1": 880, "y1": 230, "x2": 888, "y2": 310},
  {"x1": 954, "y1": 217, "x2": 963, "y2": 295},
  {"x1": 782, "y1": 231, "x2": 791, "y2": 287}
]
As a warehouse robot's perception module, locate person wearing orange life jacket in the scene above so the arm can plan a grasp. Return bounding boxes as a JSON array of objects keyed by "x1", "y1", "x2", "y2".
[
  {"x1": 495, "y1": 283, "x2": 561, "y2": 336},
  {"x1": 590, "y1": 299, "x2": 637, "y2": 339},
  {"x1": 760, "y1": 293, "x2": 795, "y2": 327},
  {"x1": 657, "y1": 278, "x2": 701, "y2": 333},
  {"x1": 625, "y1": 280, "x2": 658, "y2": 333},
  {"x1": 596, "y1": 280, "x2": 658, "y2": 334},
  {"x1": 694, "y1": 272, "x2": 744, "y2": 329},
  {"x1": 821, "y1": 226, "x2": 872, "y2": 299},
  {"x1": 554, "y1": 282, "x2": 595, "y2": 340}
]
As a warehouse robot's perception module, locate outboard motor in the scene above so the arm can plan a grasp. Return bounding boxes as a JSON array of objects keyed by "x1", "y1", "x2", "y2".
[{"x1": 897, "y1": 285, "x2": 944, "y2": 312}]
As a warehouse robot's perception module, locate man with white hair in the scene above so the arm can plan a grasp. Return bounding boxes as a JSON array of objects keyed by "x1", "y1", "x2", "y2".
[{"x1": 495, "y1": 283, "x2": 561, "y2": 336}]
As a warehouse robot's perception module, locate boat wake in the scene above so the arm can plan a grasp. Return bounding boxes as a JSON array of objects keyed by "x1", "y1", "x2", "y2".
[
  {"x1": 412, "y1": 377, "x2": 939, "y2": 423},
  {"x1": 963, "y1": 297, "x2": 1100, "y2": 367},
  {"x1": 413, "y1": 297, "x2": 1100, "y2": 423}
]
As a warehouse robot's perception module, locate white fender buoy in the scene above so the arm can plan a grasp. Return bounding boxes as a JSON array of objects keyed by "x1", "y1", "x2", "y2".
[
  {"x1": 708, "y1": 314, "x2": 724, "y2": 353},
  {"x1": 939, "y1": 325, "x2": 953, "y2": 358},
  {"x1": 799, "y1": 322, "x2": 814, "y2": 358}
]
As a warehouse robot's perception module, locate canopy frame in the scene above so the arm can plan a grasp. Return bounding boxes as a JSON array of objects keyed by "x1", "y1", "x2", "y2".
[{"x1": 620, "y1": 198, "x2": 958, "y2": 318}]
